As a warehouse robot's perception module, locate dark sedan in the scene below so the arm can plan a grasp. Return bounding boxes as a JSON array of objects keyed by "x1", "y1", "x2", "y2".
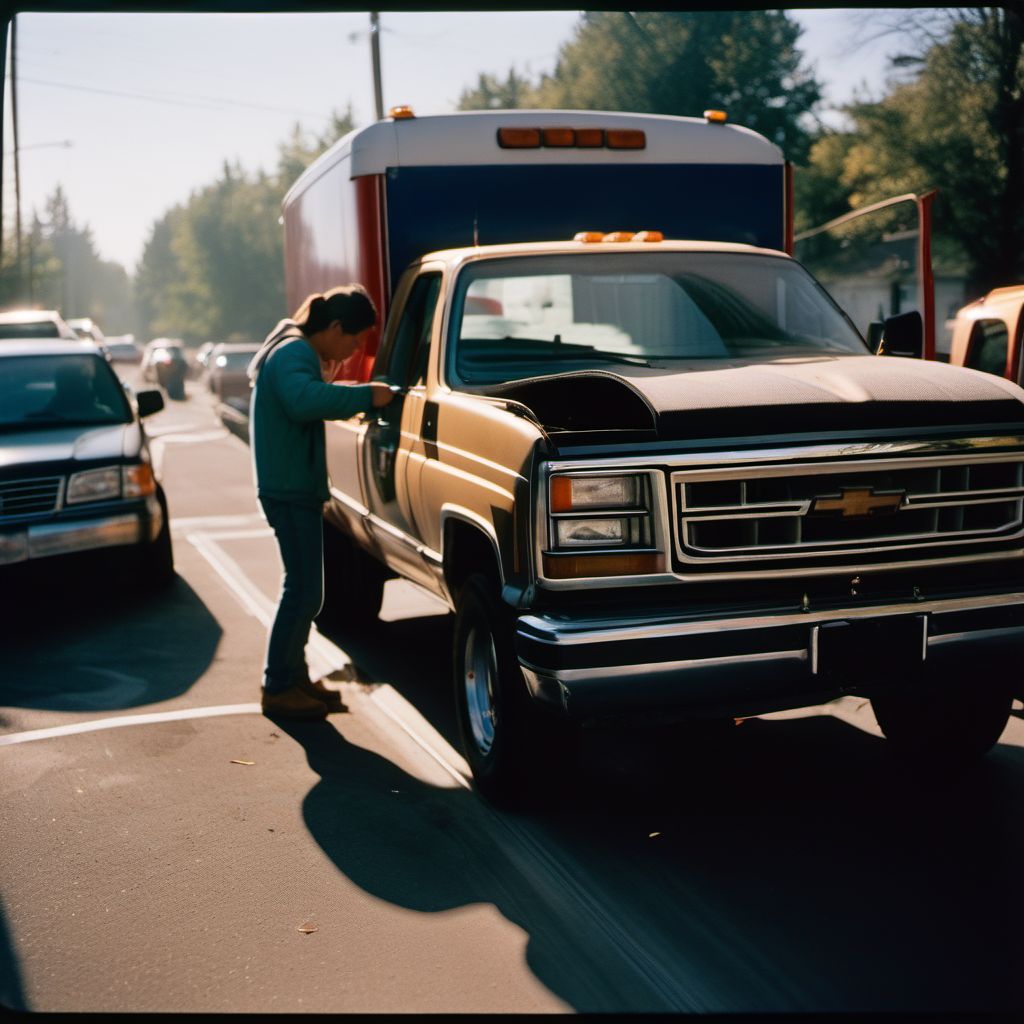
[
  {"x1": 0, "y1": 341, "x2": 174, "y2": 590},
  {"x1": 207, "y1": 343, "x2": 259, "y2": 410}
]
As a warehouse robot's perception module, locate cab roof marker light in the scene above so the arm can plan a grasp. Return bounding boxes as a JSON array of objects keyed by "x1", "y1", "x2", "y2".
[
  {"x1": 605, "y1": 129, "x2": 646, "y2": 149},
  {"x1": 573, "y1": 231, "x2": 604, "y2": 243},
  {"x1": 575, "y1": 128, "x2": 604, "y2": 148},
  {"x1": 602, "y1": 231, "x2": 634, "y2": 242},
  {"x1": 632, "y1": 230, "x2": 663, "y2": 242},
  {"x1": 389, "y1": 105, "x2": 415, "y2": 119},
  {"x1": 542, "y1": 127, "x2": 575, "y2": 147},
  {"x1": 704, "y1": 109, "x2": 728, "y2": 124},
  {"x1": 497, "y1": 127, "x2": 541, "y2": 148}
]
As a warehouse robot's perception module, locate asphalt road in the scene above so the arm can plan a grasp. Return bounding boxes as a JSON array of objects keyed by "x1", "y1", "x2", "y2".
[{"x1": 2, "y1": 367, "x2": 1024, "y2": 1014}]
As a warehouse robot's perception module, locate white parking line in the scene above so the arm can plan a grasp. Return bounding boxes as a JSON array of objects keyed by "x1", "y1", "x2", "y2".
[{"x1": 0, "y1": 704, "x2": 261, "y2": 746}]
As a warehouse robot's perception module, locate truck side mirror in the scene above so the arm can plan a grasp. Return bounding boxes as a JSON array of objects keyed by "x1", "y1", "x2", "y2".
[
  {"x1": 867, "y1": 321, "x2": 885, "y2": 353},
  {"x1": 877, "y1": 310, "x2": 923, "y2": 359}
]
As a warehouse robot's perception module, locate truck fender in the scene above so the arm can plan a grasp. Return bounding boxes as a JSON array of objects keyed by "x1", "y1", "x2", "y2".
[{"x1": 440, "y1": 506, "x2": 506, "y2": 602}]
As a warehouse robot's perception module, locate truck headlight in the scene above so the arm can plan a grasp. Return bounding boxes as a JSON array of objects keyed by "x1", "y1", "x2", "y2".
[
  {"x1": 66, "y1": 466, "x2": 121, "y2": 504},
  {"x1": 545, "y1": 472, "x2": 663, "y2": 577}
]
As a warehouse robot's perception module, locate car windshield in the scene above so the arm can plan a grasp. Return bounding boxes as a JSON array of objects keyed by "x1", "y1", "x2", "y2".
[
  {"x1": 450, "y1": 251, "x2": 868, "y2": 386},
  {"x1": 0, "y1": 354, "x2": 133, "y2": 429},
  {"x1": 0, "y1": 321, "x2": 62, "y2": 339}
]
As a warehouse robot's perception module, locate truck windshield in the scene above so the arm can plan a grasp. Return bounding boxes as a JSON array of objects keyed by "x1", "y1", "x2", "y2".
[
  {"x1": 450, "y1": 251, "x2": 868, "y2": 387},
  {"x1": 0, "y1": 354, "x2": 133, "y2": 430}
]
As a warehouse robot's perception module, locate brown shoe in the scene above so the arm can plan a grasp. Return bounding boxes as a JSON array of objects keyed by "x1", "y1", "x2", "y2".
[
  {"x1": 296, "y1": 676, "x2": 348, "y2": 713},
  {"x1": 261, "y1": 684, "x2": 329, "y2": 719}
]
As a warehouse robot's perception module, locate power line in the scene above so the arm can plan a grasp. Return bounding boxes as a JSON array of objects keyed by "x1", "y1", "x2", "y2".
[{"x1": 17, "y1": 74, "x2": 333, "y2": 119}]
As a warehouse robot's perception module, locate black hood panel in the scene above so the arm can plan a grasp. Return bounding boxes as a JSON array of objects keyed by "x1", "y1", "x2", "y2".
[{"x1": 486, "y1": 356, "x2": 1024, "y2": 442}]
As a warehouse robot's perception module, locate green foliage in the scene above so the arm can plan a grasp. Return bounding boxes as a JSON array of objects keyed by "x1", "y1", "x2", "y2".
[
  {"x1": 797, "y1": 9, "x2": 1024, "y2": 295},
  {"x1": 0, "y1": 185, "x2": 137, "y2": 333},
  {"x1": 480, "y1": 11, "x2": 822, "y2": 162},
  {"x1": 457, "y1": 68, "x2": 534, "y2": 111},
  {"x1": 135, "y1": 106, "x2": 354, "y2": 344}
]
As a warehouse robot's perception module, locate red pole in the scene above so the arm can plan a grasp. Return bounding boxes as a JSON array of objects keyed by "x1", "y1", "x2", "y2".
[{"x1": 916, "y1": 189, "x2": 937, "y2": 360}]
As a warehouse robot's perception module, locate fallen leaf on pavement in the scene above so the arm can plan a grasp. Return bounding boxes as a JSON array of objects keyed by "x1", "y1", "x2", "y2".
[
  {"x1": 297, "y1": 922, "x2": 318, "y2": 934},
  {"x1": 230, "y1": 760, "x2": 256, "y2": 766}
]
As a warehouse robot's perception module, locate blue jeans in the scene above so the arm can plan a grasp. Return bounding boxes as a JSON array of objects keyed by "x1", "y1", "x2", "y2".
[{"x1": 260, "y1": 498, "x2": 324, "y2": 693}]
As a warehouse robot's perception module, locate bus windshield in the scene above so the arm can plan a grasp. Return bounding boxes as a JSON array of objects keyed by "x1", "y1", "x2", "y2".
[{"x1": 450, "y1": 251, "x2": 868, "y2": 387}]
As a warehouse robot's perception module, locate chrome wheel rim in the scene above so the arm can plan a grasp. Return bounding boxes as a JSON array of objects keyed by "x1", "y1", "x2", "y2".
[{"x1": 464, "y1": 625, "x2": 497, "y2": 756}]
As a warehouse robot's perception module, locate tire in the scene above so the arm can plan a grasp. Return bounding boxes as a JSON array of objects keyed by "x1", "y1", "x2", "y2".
[
  {"x1": 871, "y1": 658, "x2": 1012, "y2": 774},
  {"x1": 453, "y1": 572, "x2": 578, "y2": 807},
  {"x1": 316, "y1": 522, "x2": 385, "y2": 628},
  {"x1": 137, "y1": 487, "x2": 175, "y2": 592}
]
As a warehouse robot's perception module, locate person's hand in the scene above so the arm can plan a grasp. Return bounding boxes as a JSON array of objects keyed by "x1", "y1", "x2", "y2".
[{"x1": 369, "y1": 381, "x2": 396, "y2": 408}]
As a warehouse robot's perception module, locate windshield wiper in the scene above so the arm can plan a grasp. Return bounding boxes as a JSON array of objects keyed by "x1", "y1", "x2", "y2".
[{"x1": 495, "y1": 336, "x2": 650, "y2": 367}]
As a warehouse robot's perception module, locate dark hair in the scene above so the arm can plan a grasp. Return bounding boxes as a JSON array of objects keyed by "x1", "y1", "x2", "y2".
[{"x1": 293, "y1": 284, "x2": 377, "y2": 336}]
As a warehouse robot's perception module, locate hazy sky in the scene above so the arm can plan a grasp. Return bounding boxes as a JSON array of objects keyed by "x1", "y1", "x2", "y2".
[{"x1": 4, "y1": 9, "x2": 918, "y2": 273}]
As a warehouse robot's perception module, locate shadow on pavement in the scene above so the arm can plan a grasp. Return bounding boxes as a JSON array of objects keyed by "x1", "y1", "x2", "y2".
[
  {"x1": 307, "y1": 611, "x2": 1024, "y2": 1014},
  {"x1": 0, "y1": 568, "x2": 221, "y2": 712},
  {"x1": 0, "y1": 897, "x2": 27, "y2": 1012}
]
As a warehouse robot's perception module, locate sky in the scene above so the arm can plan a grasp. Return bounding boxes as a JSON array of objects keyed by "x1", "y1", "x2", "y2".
[{"x1": 3, "y1": 8, "x2": 922, "y2": 275}]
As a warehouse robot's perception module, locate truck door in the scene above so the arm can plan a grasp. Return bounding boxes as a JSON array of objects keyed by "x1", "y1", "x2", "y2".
[{"x1": 360, "y1": 268, "x2": 442, "y2": 585}]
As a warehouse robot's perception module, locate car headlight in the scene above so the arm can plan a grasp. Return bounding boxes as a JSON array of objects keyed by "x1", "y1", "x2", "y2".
[
  {"x1": 66, "y1": 467, "x2": 121, "y2": 504},
  {"x1": 545, "y1": 472, "x2": 663, "y2": 578}
]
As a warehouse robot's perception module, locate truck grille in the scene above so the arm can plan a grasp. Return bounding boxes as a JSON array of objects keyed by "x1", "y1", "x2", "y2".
[
  {"x1": 0, "y1": 476, "x2": 63, "y2": 521},
  {"x1": 673, "y1": 454, "x2": 1024, "y2": 568}
]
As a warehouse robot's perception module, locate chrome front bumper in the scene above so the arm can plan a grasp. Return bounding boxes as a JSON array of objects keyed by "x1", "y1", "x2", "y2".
[
  {"x1": 515, "y1": 590, "x2": 1024, "y2": 718},
  {"x1": 0, "y1": 496, "x2": 163, "y2": 566}
]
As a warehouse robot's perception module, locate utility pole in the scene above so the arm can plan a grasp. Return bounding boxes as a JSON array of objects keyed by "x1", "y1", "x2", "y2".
[
  {"x1": 369, "y1": 11, "x2": 383, "y2": 121},
  {"x1": 10, "y1": 14, "x2": 22, "y2": 288}
]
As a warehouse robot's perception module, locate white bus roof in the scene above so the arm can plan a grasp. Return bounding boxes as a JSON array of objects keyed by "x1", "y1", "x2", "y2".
[{"x1": 283, "y1": 109, "x2": 783, "y2": 207}]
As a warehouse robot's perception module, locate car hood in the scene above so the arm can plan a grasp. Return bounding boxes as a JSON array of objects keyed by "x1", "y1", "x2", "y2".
[
  {"x1": 0, "y1": 422, "x2": 141, "y2": 471},
  {"x1": 487, "y1": 355, "x2": 1024, "y2": 441}
]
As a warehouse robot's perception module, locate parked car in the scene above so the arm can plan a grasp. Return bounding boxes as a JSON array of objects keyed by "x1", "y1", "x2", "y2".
[
  {"x1": 207, "y1": 343, "x2": 260, "y2": 408},
  {"x1": 948, "y1": 284, "x2": 1024, "y2": 384},
  {"x1": 141, "y1": 338, "x2": 188, "y2": 400},
  {"x1": 0, "y1": 340, "x2": 174, "y2": 589},
  {"x1": 104, "y1": 336, "x2": 143, "y2": 364},
  {"x1": 67, "y1": 317, "x2": 110, "y2": 356},
  {"x1": 0, "y1": 308, "x2": 79, "y2": 341}
]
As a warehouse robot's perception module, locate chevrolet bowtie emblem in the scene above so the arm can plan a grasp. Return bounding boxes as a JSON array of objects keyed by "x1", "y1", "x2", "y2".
[{"x1": 810, "y1": 487, "x2": 905, "y2": 518}]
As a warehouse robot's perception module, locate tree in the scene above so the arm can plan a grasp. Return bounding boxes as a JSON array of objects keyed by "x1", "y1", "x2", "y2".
[
  {"x1": 0, "y1": 185, "x2": 137, "y2": 333},
  {"x1": 457, "y1": 68, "x2": 534, "y2": 111},
  {"x1": 519, "y1": 11, "x2": 822, "y2": 162},
  {"x1": 135, "y1": 108, "x2": 356, "y2": 344},
  {"x1": 798, "y1": 8, "x2": 1024, "y2": 296}
]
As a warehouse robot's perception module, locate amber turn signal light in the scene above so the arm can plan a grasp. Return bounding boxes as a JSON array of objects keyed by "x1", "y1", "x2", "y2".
[
  {"x1": 497, "y1": 127, "x2": 542, "y2": 148},
  {"x1": 605, "y1": 129, "x2": 646, "y2": 149},
  {"x1": 542, "y1": 127, "x2": 575, "y2": 147},
  {"x1": 543, "y1": 552, "x2": 662, "y2": 579}
]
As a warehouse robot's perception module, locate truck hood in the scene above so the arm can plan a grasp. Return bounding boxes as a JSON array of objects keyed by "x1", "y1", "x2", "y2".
[
  {"x1": 0, "y1": 422, "x2": 140, "y2": 471},
  {"x1": 487, "y1": 355, "x2": 1024, "y2": 441}
]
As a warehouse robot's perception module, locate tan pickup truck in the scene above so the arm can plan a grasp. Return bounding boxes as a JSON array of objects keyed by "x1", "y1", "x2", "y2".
[{"x1": 312, "y1": 235, "x2": 1024, "y2": 803}]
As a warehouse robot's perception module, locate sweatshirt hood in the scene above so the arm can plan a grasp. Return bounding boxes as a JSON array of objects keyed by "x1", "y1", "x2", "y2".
[{"x1": 247, "y1": 318, "x2": 304, "y2": 383}]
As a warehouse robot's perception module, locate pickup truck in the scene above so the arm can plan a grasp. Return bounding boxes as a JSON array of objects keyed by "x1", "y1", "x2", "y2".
[
  {"x1": 315, "y1": 234, "x2": 1024, "y2": 802},
  {"x1": 283, "y1": 111, "x2": 1024, "y2": 803}
]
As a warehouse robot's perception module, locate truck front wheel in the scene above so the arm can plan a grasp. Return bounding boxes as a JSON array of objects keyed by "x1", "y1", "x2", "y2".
[
  {"x1": 453, "y1": 573, "x2": 576, "y2": 806},
  {"x1": 871, "y1": 663, "x2": 1013, "y2": 772}
]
